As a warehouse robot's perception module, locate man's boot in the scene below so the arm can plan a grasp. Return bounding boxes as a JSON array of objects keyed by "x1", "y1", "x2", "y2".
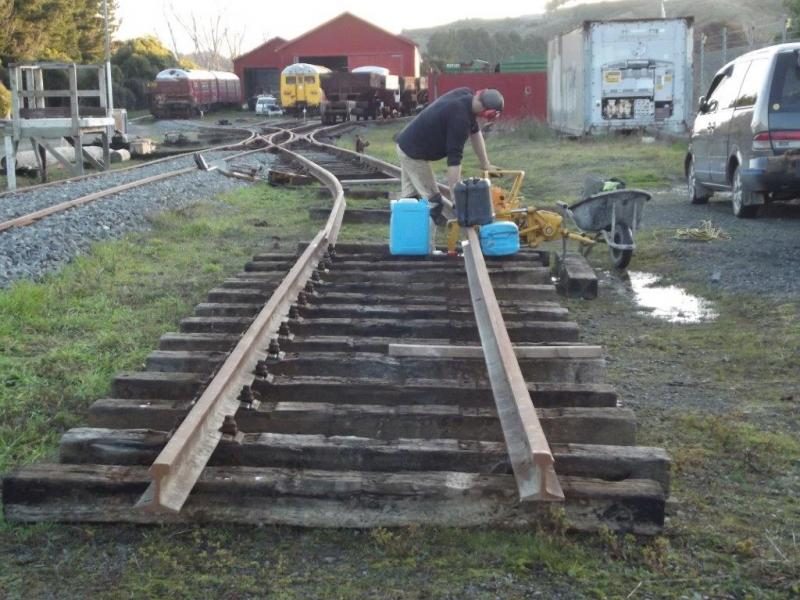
[{"x1": 428, "y1": 193, "x2": 447, "y2": 227}]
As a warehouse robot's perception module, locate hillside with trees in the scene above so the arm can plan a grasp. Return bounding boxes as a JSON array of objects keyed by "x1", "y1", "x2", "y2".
[{"x1": 405, "y1": 0, "x2": 788, "y2": 66}]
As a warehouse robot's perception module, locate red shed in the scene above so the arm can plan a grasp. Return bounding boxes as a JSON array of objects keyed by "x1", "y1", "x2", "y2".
[
  {"x1": 234, "y1": 37, "x2": 287, "y2": 104},
  {"x1": 234, "y1": 12, "x2": 420, "y2": 102},
  {"x1": 429, "y1": 72, "x2": 548, "y2": 121}
]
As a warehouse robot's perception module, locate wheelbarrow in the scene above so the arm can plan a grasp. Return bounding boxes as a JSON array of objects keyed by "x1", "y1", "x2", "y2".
[{"x1": 558, "y1": 188, "x2": 651, "y2": 269}]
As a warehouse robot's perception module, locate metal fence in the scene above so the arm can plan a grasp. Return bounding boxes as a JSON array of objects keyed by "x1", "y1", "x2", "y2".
[{"x1": 695, "y1": 17, "x2": 800, "y2": 104}]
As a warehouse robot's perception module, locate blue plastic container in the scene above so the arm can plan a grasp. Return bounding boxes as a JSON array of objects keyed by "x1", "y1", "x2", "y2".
[
  {"x1": 390, "y1": 198, "x2": 432, "y2": 255},
  {"x1": 479, "y1": 221, "x2": 520, "y2": 256}
]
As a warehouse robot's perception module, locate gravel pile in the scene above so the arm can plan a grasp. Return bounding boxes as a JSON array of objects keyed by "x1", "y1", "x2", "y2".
[
  {"x1": 642, "y1": 187, "x2": 800, "y2": 299},
  {"x1": 0, "y1": 149, "x2": 253, "y2": 223},
  {"x1": 0, "y1": 152, "x2": 277, "y2": 287}
]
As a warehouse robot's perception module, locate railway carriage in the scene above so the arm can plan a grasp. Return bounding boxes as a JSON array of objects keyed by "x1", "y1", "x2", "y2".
[
  {"x1": 150, "y1": 69, "x2": 242, "y2": 119},
  {"x1": 280, "y1": 63, "x2": 330, "y2": 115}
]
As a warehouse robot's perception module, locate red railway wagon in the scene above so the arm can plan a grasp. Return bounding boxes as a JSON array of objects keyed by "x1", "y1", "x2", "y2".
[
  {"x1": 151, "y1": 69, "x2": 242, "y2": 118},
  {"x1": 428, "y1": 72, "x2": 547, "y2": 121}
]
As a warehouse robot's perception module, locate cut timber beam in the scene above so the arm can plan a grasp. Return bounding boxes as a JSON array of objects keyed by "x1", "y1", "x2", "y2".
[
  {"x1": 3, "y1": 464, "x2": 666, "y2": 533},
  {"x1": 389, "y1": 344, "x2": 602, "y2": 359}
]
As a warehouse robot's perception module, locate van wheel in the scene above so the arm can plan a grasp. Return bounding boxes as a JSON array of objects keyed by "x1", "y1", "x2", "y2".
[
  {"x1": 688, "y1": 157, "x2": 711, "y2": 204},
  {"x1": 732, "y1": 166, "x2": 760, "y2": 218}
]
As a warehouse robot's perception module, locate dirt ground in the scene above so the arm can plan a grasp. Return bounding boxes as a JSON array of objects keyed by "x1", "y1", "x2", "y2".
[{"x1": 1, "y1": 128, "x2": 798, "y2": 598}]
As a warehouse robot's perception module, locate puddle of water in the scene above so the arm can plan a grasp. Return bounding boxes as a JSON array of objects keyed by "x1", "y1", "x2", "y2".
[{"x1": 627, "y1": 272, "x2": 717, "y2": 323}]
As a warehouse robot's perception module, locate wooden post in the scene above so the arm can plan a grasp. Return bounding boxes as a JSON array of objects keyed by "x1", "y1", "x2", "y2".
[
  {"x1": 3, "y1": 134, "x2": 16, "y2": 191},
  {"x1": 68, "y1": 64, "x2": 84, "y2": 176},
  {"x1": 34, "y1": 68, "x2": 45, "y2": 109}
]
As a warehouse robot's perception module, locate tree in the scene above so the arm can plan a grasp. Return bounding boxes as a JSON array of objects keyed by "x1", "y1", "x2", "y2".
[
  {"x1": 111, "y1": 36, "x2": 180, "y2": 109},
  {"x1": 166, "y1": 4, "x2": 242, "y2": 71},
  {"x1": 0, "y1": 0, "x2": 117, "y2": 63}
]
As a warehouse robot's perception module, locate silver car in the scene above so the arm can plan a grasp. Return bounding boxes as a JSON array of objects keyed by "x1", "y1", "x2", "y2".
[{"x1": 686, "y1": 43, "x2": 800, "y2": 217}]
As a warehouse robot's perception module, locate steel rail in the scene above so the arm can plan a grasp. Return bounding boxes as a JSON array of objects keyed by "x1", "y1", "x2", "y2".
[
  {"x1": 136, "y1": 127, "x2": 346, "y2": 513},
  {"x1": 0, "y1": 136, "x2": 276, "y2": 233},
  {"x1": 308, "y1": 126, "x2": 564, "y2": 502},
  {"x1": 0, "y1": 123, "x2": 264, "y2": 200},
  {"x1": 462, "y1": 227, "x2": 564, "y2": 502},
  {"x1": 310, "y1": 124, "x2": 562, "y2": 502}
]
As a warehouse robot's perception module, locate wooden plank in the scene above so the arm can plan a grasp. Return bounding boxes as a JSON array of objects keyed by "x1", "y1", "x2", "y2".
[
  {"x1": 555, "y1": 254, "x2": 598, "y2": 300},
  {"x1": 312, "y1": 287, "x2": 559, "y2": 305},
  {"x1": 2, "y1": 464, "x2": 666, "y2": 533},
  {"x1": 112, "y1": 371, "x2": 205, "y2": 400},
  {"x1": 321, "y1": 267, "x2": 551, "y2": 285},
  {"x1": 58, "y1": 429, "x2": 667, "y2": 490},
  {"x1": 298, "y1": 303, "x2": 569, "y2": 322},
  {"x1": 194, "y1": 303, "x2": 262, "y2": 317},
  {"x1": 389, "y1": 344, "x2": 602, "y2": 359},
  {"x1": 282, "y1": 317, "x2": 580, "y2": 343},
  {"x1": 158, "y1": 333, "x2": 239, "y2": 352},
  {"x1": 91, "y1": 381, "x2": 617, "y2": 426},
  {"x1": 311, "y1": 282, "x2": 557, "y2": 302},
  {"x1": 255, "y1": 377, "x2": 618, "y2": 408},
  {"x1": 462, "y1": 228, "x2": 563, "y2": 502},
  {"x1": 264, "y1": 352, "x2": 604, "y2": 385},
  {"x1": 81, "y1": 400, "x2": 636, "y2": 444}
]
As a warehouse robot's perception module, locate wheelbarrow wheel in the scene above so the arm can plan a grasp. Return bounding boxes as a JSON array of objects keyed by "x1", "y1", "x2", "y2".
[{"x1": 609, "y1": 222, "x2": 633, "y2": 270}]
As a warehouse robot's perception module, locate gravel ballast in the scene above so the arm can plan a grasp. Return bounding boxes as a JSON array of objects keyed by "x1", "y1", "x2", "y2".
[{"x1": 0, "y1": 152, "x2": 277, "y2": 287}]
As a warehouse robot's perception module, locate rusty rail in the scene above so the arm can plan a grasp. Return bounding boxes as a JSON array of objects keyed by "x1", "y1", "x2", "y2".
[
  {"x1": 136, "y1": 129, "x2": 346, "y2": 513},
  {"x1": 462, "y1": 227, "x2": 564, "y2": 502},
  {"x1": 311, "y1": 125, "x2": 562, "y2": 502}
]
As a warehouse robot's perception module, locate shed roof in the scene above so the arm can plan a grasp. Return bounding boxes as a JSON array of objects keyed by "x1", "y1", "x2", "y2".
[{"x1": 277, "y1": 12, "x2": 418, "y2": 52}]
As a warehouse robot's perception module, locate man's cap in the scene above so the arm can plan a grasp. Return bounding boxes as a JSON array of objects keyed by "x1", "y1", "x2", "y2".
[{"x1": 478, "y1": 89, "x2": 504, "y2": 112}]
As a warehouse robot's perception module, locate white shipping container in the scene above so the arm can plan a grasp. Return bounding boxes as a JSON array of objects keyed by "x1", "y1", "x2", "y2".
[{"x1": 548, "y1": 18, "x2": 694, "y2": 135}]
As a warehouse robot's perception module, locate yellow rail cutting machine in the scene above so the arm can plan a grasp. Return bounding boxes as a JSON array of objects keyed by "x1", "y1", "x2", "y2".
[{"x1": 446, "y1": 169, "x2": 596, "y2": 254}]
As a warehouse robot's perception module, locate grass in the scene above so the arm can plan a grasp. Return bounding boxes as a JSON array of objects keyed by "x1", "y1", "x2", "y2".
[
  {"x1": 335, "y1": 119, "x2": 686, "y2": 204},
  {"x1": 0, "y1": 184, "x2": 316, "y2": 472},
  {"x1": 0, "y1": 126, "x2": 798, "y2": 598}
]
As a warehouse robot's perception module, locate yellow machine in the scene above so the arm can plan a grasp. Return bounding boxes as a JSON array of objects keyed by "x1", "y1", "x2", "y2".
[{"x1": 446, "y1": 169, "x2": 596, "y2": 254}]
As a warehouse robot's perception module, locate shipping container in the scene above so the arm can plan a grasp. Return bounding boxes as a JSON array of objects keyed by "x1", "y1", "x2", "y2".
[{"x1": 548, "y1": 18, "x2": 693, "y2": 135}]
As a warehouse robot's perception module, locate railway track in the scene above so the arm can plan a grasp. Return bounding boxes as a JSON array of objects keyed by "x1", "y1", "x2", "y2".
[
  {"x1": 0, "y1": 120, "x2": 308, "y2": 232},
  {"x1": 2, "y1": 123, "x2": 670, "y2": 533}
]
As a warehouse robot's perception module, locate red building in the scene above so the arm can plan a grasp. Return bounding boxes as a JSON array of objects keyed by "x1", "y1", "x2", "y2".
[
  {"x1": 429, "y1": 72, "x2": 548, "y2": 121},
  {"x1": 233, "y1": 12, "x2": 420, "y2": 102}
]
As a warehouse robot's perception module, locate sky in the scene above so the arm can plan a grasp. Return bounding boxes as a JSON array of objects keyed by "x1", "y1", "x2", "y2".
[{"x1": 115, "y1": 0, "x2": 552, "y2": 55}]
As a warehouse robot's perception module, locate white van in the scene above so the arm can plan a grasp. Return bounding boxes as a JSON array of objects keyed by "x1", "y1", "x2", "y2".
[{"x1": 255, "y1": 97, "x2": 283, "y2": 116}]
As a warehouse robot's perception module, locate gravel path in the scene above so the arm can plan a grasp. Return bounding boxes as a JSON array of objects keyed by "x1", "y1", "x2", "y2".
[
  {"x1": 0, "y1": 148, "x2": 255, "y2": 223},
  {"x1": 641, "y1": 186, "x2": 800, "y2": 298},
  {"x1": 0, "y1": 151, "x2": 277, "y2": 287}
]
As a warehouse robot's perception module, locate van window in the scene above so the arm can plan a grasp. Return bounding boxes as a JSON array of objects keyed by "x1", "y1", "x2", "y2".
[
  {"x1": 734, "y1": 58, "x2": 770, "y2": 108},
  {"x1": 304, "y1": 76, "x2": 315, "y2": 83},
  {"x1": 708, "y1": 63, "x2": 748, "y2": 110},
  {"x1": 769, "y1": 52, "x2": 800, "y2": 112},
  {"x1": 285, "y1": 76, "x2": 296, "y2": 84}
]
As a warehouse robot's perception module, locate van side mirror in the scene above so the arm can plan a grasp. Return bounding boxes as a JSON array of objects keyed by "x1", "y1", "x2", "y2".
[{"x1": 698, "y1": 96, "x2": 708, "y2": 112}]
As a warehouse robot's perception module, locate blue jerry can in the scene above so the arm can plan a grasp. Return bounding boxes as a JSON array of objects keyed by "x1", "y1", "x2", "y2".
[
  {"x1": 479, "y1": 221, "x2": 520, "y2": 256},
  {"x1": 390, "y1": 198, "x2": 432, "y2": 256}
]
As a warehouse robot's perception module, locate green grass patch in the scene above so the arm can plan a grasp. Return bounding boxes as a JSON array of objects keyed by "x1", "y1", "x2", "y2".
[
  {"x1": 341, "y1": 120, "x2": 685, "y2": 205},
  {"x1": 0, "y1": 184, "x2": 316, "y2": 472}
]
